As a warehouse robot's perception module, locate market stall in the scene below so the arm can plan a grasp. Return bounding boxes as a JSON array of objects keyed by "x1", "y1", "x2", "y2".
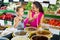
[{"x1": 0, "y1": 0, "x2": 60, "y2": 40}]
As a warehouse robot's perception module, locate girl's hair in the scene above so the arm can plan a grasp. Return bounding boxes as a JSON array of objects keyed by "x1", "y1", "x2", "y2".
[
  {"x1": 16, "y1": 6, "x2": 21, "y2": 12},
  {"x1": 33, "y1": 1, "x2": 44, "y2": 13}
]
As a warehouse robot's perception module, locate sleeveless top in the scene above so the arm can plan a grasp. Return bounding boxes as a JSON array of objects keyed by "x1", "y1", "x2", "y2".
[{"x1": 16, "y1": 17, "x2": 24, "y2": 30}]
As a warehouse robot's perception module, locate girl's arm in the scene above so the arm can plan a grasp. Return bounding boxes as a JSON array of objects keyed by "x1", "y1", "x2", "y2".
[{"x1": 14, "y1": 17, "x2": 19, "y2": 28}]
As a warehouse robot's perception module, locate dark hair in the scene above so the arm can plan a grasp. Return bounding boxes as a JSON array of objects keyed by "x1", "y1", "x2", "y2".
[
  {"x1": 33, "y1": 1, "x2": 44, "y2": 13},
  {"x1": 16, "y1": 6, "x2": 21, "y2": 12}
]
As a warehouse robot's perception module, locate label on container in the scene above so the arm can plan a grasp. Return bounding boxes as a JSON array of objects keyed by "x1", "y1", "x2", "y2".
[
  {"x1": 7, "y1": 21, "x2": 12, "y2": 26},
  {"x1": 0, "y1": 20, "x2": 4, "y2": 26}
]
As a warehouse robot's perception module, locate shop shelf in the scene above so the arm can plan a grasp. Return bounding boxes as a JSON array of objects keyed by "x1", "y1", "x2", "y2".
[
  {"x1": 0, "y1": 10, "x2": 6, "y2": 13},
  {"x1": 41, "y1": 23, "x2": 60, "y2": 35},
  {"x1": 44, "y1": 14, "x2": 60, "y2": 19},
  {"x1": 41, "y1": 23, "x2": 60, "y2": 30},
  {"x1": 6, "y1": 10, "x2": 15, "y2": 13},
  {"x1": 0, "y1": 10, "x2": 15, "y2": 13},
  {"x1": 3, "y1": 3, "x2": 9, "y2": 6}
]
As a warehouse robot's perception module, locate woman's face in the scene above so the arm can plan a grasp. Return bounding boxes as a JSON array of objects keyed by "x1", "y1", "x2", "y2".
[
  {"x1": 17, "y1": 8, "x2": 24, "y2": 16},
  {"x1": 32, "y1": 4, "x2": 38, "y2": 12}
]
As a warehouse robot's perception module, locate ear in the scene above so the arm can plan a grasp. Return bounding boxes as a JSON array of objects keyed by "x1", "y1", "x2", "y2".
[
  {"x1": 16, "y1": 12, "x2": 18, "y2": 14},
  {"x1": 37, "y1": 8, "x2": 39, "y2": 11}
]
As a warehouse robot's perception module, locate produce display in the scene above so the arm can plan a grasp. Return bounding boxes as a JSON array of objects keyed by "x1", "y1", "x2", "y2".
[
  {"x1": 45, "y1": 0, "x2": 60, "y2": 15},
  {"x1": 57, "y1": 9, "x2": 60, "y2": 14},
  {"x1": 0, "y1": 13, "x2": 15, "y2": 21},
  {"x1": 43, "y1": 18, "x2": 60, "y2": 27},
  {"x1": 0, "y1": 6, "x2": 7, "y2": 10},
  {"x1": 25, "y1": 2, "x2": 32, "y2": 10},
  {"x1": 45, "y1": 10, "x2": 55, "y2": 15},
  {"x1": 55, "y1": 8, "x2": 60, "y2": 15},
  {"x1": 48, "y1": 19, "x2": 60, "y2": 26}
]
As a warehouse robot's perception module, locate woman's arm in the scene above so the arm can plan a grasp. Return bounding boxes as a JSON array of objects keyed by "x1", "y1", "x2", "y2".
[
  {"x1": 28, "y1": 13, "x2": 38, "y2": 22},
  {"x1": 27, "y1": 10, "x2": 33, "y2": 22},
  {"x1": 27, "y1": 10, "x2": 32, "y2": 19},
  {"x1": 40, "y1": 15, "x2": 44, "y2": 25}
]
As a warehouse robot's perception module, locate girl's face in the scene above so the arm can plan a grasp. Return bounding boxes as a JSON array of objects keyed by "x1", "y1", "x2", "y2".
[
  {"x1": 32, "y1": 4, "x2": 39, "y2": 12},
  {"x1": 17, "y1": 8, "x2": 24, "y2": 16}
]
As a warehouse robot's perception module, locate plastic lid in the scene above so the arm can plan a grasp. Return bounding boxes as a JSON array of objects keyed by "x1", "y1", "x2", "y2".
[{"x1": 0, "y1": 37, "x2": 9, "y2": 40}]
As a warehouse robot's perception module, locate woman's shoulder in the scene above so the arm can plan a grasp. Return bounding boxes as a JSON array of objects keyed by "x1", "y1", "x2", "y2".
[
  {"x1": 39, "y1": 12, "x2": 44, "y2": 14},
  {"x1": 38, "y1": 12, "x2": 44, "y2": 17}
]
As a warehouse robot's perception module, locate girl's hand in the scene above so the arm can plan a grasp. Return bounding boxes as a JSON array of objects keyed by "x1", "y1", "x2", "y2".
[
  {"x1": 14, "y1": 17, "x2": 20, "y2": 28},
  {"x1": 14, "y1": 17, "x2": 19, "y2": 22}
]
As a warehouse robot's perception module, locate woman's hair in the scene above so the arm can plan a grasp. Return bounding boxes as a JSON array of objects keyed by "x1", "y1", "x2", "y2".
[{"x1": 33, "y1": 1, "x2": 44, "y2": 13}]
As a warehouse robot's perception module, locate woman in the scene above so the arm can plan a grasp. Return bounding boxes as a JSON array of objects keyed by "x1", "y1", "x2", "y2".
[
  {"x1": 24, "y1": 1, "x2": 44, "y2": 28},
  {"x1": 14, "y1": 6, "x2": 24, "y2": 30}
]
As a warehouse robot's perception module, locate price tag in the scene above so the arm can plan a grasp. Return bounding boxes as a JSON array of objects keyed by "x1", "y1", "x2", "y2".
[
  {"x1": 0, "y1": 0, "x2": 2, "y2": 2},
  {"x1": 7, "y1": 21, "x2": 12, "y2": 26},
  {"x1": 13, "y1": 0, "x2": 19, "y2": 2},
  {"x1": 41, "y1": 3, "x2": 49, "y2": 7},
  {"x1": 24, "y1": 0, "x2": 28, "y2": 2},
  {"x1": 35, "y1": 0, "x2": 43, "y2": 2},
  {"x1": 4, "y1": 0, "x2": 9, "y2": 3},
  {"x1": 0, "y1": 20, "x2": 4, "y2": 26},
  {"x1": 49, "y1": 0, "x2": 56, "y2": 4},
  {"x1": 49, "y1": 28, "x2": 59, "y2": 35}
]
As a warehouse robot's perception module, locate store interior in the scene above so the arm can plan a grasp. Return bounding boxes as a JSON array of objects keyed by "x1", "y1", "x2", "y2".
[{"x1": 0, "y1": 0, "x2": 60, "y2": 40}]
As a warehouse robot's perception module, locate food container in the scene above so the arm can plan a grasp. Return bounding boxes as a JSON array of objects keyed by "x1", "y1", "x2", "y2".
[
  {"x1": 36, "y1": 30, "x2": 52, "y2": 38},
  {"x1": 13, "y1": 30, "x2": 28, "y2": 37},
  {"x1": 0, "y1": 26, "x2": 6, "y2": 30},
  {"x1": 11, "y1": 36, "x2": 30, "y2": 40},
  {"x1": 0, "y1": 30, "x2": 3, "y2": 35},
  {"x1": 24, "y1": 27, "x2": 37, "y2": 32},
  {"x1": 0, "y1": 37, "x2": 9, "y2": 40},
  {"x1": 31, "y1": 35, "x2": 50, "y2": 40},
  {"x1": 3, "y1": 33, "x2": 12, "y2": 40},
  {"x1": 24, "y1": 27, "x2": 37, "y2": 38},
  {"x1": 28, "y1": 32, "x2": 36, "y2": 38}
]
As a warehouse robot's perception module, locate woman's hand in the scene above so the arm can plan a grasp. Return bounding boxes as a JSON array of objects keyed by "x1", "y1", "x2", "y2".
[
  {"x1": 33, "y1": 14, "x2": 38, "y2": 19},
  {"x1": 29, "y1": 18, "x2": 33, "y2": 22},
  {"x1": 29, "y1": 13, "x2": 38, "y2": 22}
]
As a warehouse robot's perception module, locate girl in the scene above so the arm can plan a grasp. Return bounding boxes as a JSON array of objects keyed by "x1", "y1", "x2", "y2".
[{"x1": 14, "y1": 6, "x2": 24, "y2": 30}]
